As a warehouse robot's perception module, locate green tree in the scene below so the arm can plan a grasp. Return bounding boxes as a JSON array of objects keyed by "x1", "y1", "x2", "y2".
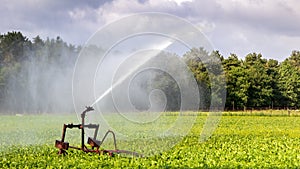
[
  {"x1": 183, "y1": 47, "x2": 211, "y2": 110},
  {"x1": 0, "y1": 31, "x2": 31, "y2": 64},
  {"x1": 223, "y1": 53, "x2": 249, "y2": 110},
  {"x1": 0, "y1": 31, "x2": 31, "y2": 112},
  {"x1": 208, "y1": 50, "x2": 226, "y2": 110},
  {"x1": 265, "y1": 59, "x2": 281, "y2": 108},
  {"x1": 278, "y1": 51, "x2": 300, "y2": 107},
  {"x1": 243, "y1": 53, "x2": 273, "y2": 107},
  {"x1": 0, "y1": 32, "x2": 79, "y2": 113}
]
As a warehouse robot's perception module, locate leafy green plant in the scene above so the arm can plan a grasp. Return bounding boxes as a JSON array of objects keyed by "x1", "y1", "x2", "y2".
[{"x1": 1, "y1": 113, "x2": 300, "y2": 168}]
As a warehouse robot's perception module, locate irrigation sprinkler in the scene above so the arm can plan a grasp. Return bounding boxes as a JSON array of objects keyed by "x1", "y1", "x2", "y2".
[{"x1": 55, "y1": 106, "x2": 141, "y2": 157}]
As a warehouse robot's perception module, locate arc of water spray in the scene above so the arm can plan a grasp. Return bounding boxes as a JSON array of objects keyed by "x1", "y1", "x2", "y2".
[{"x1": 91, "y1": 40, "x2": 174, "y2": 107}]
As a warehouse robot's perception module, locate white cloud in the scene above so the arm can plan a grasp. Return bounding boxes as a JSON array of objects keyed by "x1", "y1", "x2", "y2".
[
  {"x1": 171, "y1": 0, "x2": 193, "y2": 5},
  {"x1": 69, "y1": 8, "x2": 87, "y2": 20},
  {"x1": 0, "y1": 0, "x2": 299, "y2": 61}
]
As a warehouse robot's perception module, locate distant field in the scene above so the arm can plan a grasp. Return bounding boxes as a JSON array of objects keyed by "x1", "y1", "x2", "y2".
[
  {"x1": 223, "y1": 109, "x2": 300, "y2": 116},
  {"x1": 1, "y1": 112, "x2": 300, "y2": 168}
]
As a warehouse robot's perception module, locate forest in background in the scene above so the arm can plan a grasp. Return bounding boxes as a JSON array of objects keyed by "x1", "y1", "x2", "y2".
[{"x1": 1, "y1": 31, "x2": 300, "y2": 113}]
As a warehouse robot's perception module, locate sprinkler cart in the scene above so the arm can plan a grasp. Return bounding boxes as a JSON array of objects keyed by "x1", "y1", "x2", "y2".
[{"x1": 55, "y1": 106, "x2": 140, "y2": 157}]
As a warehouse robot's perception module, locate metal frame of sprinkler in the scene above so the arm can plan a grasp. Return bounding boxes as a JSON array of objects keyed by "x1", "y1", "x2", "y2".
[{"x1": 55, "y1": 106, "x2": 141, "y2": 157}]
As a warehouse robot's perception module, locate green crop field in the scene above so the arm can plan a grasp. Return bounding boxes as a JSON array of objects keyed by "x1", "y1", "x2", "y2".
[{"x1": 1, "y1": 112, "x2": 300, "y2": 168}]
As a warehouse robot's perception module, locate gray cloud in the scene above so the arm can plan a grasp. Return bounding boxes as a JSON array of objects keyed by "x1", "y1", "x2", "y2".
[
  {"x1": 215, "y1": 0, "x2": 300, "y2": 36},
  {"x1": 0, "y1": 0, "x2": 110, "y2": 43},
  {"x1": 0, "y1": 0, "x2": 299, "y2": 61}
]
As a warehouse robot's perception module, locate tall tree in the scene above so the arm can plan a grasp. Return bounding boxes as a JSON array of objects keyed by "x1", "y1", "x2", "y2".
[
  {"x1": 183, "y1": 47, "x2": 211, "y2": 110},
  {"x1": 266, "y1": 59, "x2": 281, "y2": 108},
  {"x1": 278, "y1": 51, "x2": 300, "y2": 107},
  {"x1": 0, "y1": 31, "x2": 31, "y2": 64},
  {"x1": 223, "y1": 53, "x2": 248, "y2": 110},
  {"x1": 244, "y1": 53, "x2": 273, "y2": 107}
]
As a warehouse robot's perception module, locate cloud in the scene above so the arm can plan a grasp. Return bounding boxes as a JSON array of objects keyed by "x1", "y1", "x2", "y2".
[
  {"x1": 215, "y1": 0, "x2": 300, "y2": 36},
  {"x1": 0, "y1": 0, "x2": 109, "y2": 44},
  {"x1": 90, "y1": 0, "x2": 300, "y2": 60},
  {"x1": 0, "y1": 0, "x2": 299, "y2": 61}
]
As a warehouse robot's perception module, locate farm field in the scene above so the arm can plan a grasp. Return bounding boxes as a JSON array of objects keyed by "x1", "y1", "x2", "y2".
[{"x1": 1, "y1": 112, "x2": 300, "y2": 168}]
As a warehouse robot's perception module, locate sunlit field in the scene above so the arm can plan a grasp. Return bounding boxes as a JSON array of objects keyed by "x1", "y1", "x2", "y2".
[{"x1": 1, "y1": 111, "x2": 300, "y2": 168}]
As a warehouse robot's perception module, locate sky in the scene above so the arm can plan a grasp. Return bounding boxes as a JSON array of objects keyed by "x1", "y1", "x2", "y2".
[{"x1": 1, "y1": 0, "x2": 300, "y2": 61}]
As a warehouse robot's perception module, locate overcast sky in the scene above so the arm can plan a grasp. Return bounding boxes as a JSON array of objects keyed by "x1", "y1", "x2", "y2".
[{"x1": 1, "y1": 0, "x2": 299, "y2": 61}]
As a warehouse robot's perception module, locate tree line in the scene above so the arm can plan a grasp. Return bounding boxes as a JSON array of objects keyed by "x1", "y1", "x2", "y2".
[
  {"x1": 0, "y1": 31, "x2": 78, "y2": 113},
  {"x1": 0, "y1": 31, "x2": 299, "y2": 113},
  {"x1": 184, "y1": 48, "x2": 300, "y2": 110}
]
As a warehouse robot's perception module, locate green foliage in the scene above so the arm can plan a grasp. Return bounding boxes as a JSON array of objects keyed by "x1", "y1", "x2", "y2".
[
  {"x1": 278, "y1": 51, "x2": 300, "y2": 107},
  {"x1": 1, "y1": 114, "x2": 300, "y2": 168},
  {"x1": 243, "y1": 53, "x2": 273, "y2": 107},
  {"x1": 0, "y1": 32, "x2": 79, "y2": 113},
  {"x1": 148, "y1": 52, "x2": 182, "y2": 111},
  {"x1": 183, "y1": 49, "x2": 300, "y2": 110},
  {"x1": 223, "y1": 54, "x2": 247, "y2": 109},
  {"x1": 183, "y1": 48, "x2": 212, "y2": 110},
  {"x1": 1, "y1": 31, "x2": 300, "y2": 111}
]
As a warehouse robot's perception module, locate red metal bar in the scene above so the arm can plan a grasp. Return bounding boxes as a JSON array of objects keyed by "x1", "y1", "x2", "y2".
[{"x1": 54, "y1": 106, "x2": 142, "y2": 157}]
